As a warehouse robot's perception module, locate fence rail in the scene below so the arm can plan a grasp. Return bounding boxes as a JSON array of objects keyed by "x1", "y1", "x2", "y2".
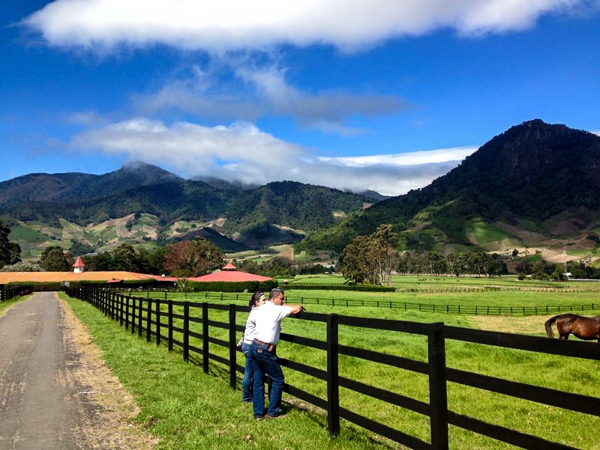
[
  {"x1": 127, "y1": 290, "x2": 599, "y2": 316},
  {"x1": 65, "y1": 286, "x2": 600, "y2": 450}
]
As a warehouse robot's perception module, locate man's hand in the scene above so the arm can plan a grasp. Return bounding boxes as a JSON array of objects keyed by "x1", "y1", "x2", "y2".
[{"x1": 289, "y1": 304, "x2": 305, "y2": 314}]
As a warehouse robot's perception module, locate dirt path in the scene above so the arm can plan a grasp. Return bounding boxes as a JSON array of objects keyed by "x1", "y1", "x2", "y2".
[{"x1": 0, "y1": 293, "x2": 157, "y2": 450}]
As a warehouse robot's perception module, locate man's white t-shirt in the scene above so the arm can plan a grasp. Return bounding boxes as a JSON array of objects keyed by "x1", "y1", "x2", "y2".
[{"x1": 253, "y1": 301, "x2": 292, "y2": 345}]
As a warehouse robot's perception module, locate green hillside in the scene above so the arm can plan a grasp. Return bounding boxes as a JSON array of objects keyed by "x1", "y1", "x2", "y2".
[
  {"x1": 1, "y1": 165, "x2": 373, "y2": 258},
  {"x1": 298, "y1": 120, "x2": 600, "y2": 257}
]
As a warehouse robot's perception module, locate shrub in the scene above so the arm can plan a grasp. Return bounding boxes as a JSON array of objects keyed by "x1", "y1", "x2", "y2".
[{"x1": 187, "y1": 280, "x2": 278, "y2": 293}]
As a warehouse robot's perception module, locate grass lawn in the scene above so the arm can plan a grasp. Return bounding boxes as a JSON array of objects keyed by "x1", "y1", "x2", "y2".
[
  {"x1": 169, "y1": 288, "x2": 600, "y2": 313},
  {"x1": 67, "y1": 290, "x2": 600, "y2": 449}
]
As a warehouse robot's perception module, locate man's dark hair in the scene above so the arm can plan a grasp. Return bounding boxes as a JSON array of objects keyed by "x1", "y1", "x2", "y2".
[{"x1": 269, "y1": 288, "x2": 283, "y2": 300}]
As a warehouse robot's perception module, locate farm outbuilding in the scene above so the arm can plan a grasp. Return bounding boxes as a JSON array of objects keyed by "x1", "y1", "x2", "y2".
[{"x1": 188, "y1": 262, "x2": 272, "y2": 283}]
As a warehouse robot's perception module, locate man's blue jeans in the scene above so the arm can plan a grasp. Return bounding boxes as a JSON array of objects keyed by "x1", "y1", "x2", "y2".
[
  {"x1": 241, "y1": 343, "x2": 253, "y2": 402},
  {"x1": 249, "y1": 341, "x2": 284, "y2": 418}
]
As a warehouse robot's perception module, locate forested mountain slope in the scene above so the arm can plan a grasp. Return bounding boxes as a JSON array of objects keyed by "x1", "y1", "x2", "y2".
[{"x1": 298, "y1": 120, "x2": 600, "y2": 255}]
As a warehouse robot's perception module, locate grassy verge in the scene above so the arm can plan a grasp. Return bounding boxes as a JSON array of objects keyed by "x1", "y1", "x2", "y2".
[
  {"x1": 60, "y1": 293, "x2": 392, "y2": 450},
  {"x1": 0, "y1": 295, "x2": 29, "y2": 318}
]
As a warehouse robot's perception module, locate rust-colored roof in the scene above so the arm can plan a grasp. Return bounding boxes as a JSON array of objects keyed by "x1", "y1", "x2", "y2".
[
  {"x1": 0, "y1": 272, "x2": 177, "y2": 284},
  {"x1": 188, "y1": 270, "x2": 272, "y2": 283},
  {"x1": 73, "y1": 256, "x2": 85, "y2": 268},
  {"x1": 222, "y1": 262, "x2": 237, "y2": 270}
]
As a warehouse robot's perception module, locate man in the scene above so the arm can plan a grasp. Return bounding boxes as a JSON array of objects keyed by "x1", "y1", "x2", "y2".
[{"x1": 249, "y1": 288, "x2": 304, "y2": 420}]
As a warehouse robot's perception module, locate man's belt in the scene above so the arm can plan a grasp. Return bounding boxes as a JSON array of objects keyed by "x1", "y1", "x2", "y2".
[{"x1": 253, "y1": 338, "x2": 276, "y2": 352}]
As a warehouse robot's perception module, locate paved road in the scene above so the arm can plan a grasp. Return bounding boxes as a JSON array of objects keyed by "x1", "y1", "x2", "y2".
[{"x1": 0, "y1": 293, "x2": 101, "y2": 450}]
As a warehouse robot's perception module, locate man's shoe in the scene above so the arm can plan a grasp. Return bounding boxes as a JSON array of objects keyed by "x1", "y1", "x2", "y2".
[
  {"x1": 266, "y1": 414, "x2": 284, "y2": 420},
  {"x1": 254, "y1": 415, "x2": 266, "y2": 421}
]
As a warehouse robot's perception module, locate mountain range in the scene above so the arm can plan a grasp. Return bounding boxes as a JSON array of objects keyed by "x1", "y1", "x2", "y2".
[
  {"x1": 298, "y1": 120, "x2": 600, "y2": 265},
  {"x1": 0, "y1": 164, "x2": 374, "y2": 259},
  {"x1": 2, "y1": 119, "x2": 599, "y2": 266}
]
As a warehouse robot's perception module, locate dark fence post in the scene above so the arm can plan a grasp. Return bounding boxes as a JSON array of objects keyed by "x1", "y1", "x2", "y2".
[
  {"x1": 125, "y1": 296, "x2": 129, "y2": 330},
  {"x1": 203, "y1": 302, "x2": 209, "y2": 373},
  {"x1": 327, "y1": 313, "x2": 340, "y2": 436},
  {"x1": 111, "y1": 290, "x2": 115, "y2": 320},
  {"x1": 156, "y1": 299, "x2": 161, "y2": 346},
  {"x1": 146, "y1": 299, "x2": 152, "y2": 342},
  {"x1": 168, "y1": 300, "x2": 174, "y2": 352},
  {"x1": 118, "y1": 292, "x2": 124, "y2": 326},
  {"x1": 138, "y1": 298, "x2": 143, "y2": 337},
  {"x1": 183, "y1": 302, "x2": 190, "y2": 362},
  {"x1": 428, "y1": 322, "x2": 449, "y2": 450},
  {"x1": 130, "y1": 298, "x2": 135, "y2": 334},
  {"x1": 229, "y1": 304, "x2": 237, "y2": 390}
]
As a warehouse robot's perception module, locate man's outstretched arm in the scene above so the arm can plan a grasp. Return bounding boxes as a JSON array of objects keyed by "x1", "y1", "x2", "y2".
[{"x1": 288, "y1": 304, "x2": 305, "y2": 315}]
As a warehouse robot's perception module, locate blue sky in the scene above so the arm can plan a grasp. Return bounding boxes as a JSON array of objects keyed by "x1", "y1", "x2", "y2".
[{"x1": 1, "y1": 1, "x2": 599, "y2": 195}]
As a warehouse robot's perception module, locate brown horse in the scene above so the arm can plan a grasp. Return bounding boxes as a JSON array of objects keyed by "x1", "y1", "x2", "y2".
[{"x1": 545, "y1": 314, "x2": 600, "y2": 342}]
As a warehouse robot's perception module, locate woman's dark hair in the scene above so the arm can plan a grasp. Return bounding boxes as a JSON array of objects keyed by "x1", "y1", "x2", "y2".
[{"x1": 249, "y1": 291, "x2": 264, "y2": 309}]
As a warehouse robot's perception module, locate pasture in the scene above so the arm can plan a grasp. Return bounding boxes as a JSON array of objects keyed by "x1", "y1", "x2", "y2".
[{"x1": 71, "y1": 282, "x2": 600, "y2": 449}]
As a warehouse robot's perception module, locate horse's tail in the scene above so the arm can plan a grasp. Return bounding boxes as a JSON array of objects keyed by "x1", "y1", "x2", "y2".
[{"x1": 545, "y1": 315, "x2": 560, "y2": 338}]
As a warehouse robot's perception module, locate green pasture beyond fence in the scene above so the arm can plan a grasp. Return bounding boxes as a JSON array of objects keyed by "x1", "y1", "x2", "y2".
[
  {"x1": 124, "y1": 290, "x2": 600, "y2": 316},
  {"x1": 65, "y1": 286, "x2": 600, "y2": 450},
  {"x1": 285, "y1": 281, "x2": 600, "y2": 293}
]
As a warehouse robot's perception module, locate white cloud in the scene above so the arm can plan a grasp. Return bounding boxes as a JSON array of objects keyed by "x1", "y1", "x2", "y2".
[
  {"x1": 71, "y1": 118, "x2": 477, "y2": 195},
  {"x1": 133, "y1": 62, "x2": 408, "y2": 133},
  {"x1": 24, "y1": 0, "x2": 585, "y2": 52},
  {"x1": 592, "y1": 130, "x2": 600, "y2": 136},
  {"x1": 320, "y1": 147, "x2": 477, "y2": 167},
  {"x1": 66, "y1": 111, "x2": 106, "y2": 126}
]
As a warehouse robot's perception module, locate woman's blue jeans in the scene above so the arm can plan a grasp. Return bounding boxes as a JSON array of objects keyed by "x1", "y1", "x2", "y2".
[
  {"x1": 241, "y1": 343, "x2": 253, "y2": 402},
  {"x1": 250, "y1": 341, "x2": 285, "y2": 418}
]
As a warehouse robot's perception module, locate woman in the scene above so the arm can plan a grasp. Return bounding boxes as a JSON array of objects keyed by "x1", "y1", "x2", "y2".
[{"x1": 241, "y1": 291, "x2": 265, "y2": 403}]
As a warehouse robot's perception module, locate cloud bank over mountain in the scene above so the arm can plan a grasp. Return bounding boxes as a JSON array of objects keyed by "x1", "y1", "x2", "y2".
[{"x1": 72, "y1": 118, "x2": 476, "y2": 195}]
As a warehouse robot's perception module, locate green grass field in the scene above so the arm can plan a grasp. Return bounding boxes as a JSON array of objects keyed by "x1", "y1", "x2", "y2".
[{"x1": 66, "y1": 288, "x2": 600, "y2": 449}]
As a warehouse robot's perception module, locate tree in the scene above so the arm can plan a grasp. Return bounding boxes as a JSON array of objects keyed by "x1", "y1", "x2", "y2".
[
  {"x1": 113, "y1": 243, "x2": 140, "y2": 272},
  {"x1": 447, "y1": 253, "x2": 468, "y2": 277},
  {"x1": 238, "y1": 259, "x2": 260, "y2": 274},
  {"x1": 0, "y1": 262, "x2": 41, "y2": 272},
  {"x1": 0, "y1": 220, "x2": 21, "y2": 269},
  {"x1": 137, "y1": 246, "x2": 169, "y2": 275},
  {"x1": 341, "y1": 225, "x2": 398, "y2": 285},
  {"x1": 163, "y1": 238, "x2": 223, "y2": 277},
  {"x1": 69, "y1": 240, "x2": 94, "y2": 256},
  {"x1": 341, "y1": 235, "x2": 376, "y2": 284},
  {"x1": 371, "y1": 224, "x2": 399, "y2": 285},
  {"x1": 515, "y1": 260, "x2": 532, "y2": 275},
  {"x1": 260, "y1": 258, "x2": 292, "y2": 277},
  {"x1": 40, "y1": 246, "x2": 70, "y2": 271},
  {"x1": 424, "y1": 252, "x2": 447, "y2": 275}
]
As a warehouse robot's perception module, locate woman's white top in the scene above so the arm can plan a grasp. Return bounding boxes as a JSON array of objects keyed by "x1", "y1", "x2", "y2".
[{"x1": 242, "y1": 307, "x2": 260, "y2": 345}]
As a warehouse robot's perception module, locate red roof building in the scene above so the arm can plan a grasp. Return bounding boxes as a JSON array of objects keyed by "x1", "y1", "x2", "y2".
[
  {"x1": 188, "y1": 263, "x2": 272, "y2": 283},
  {"x1": 73, "y1": 256, "x2": 85, "y2": 273},
  {"x1": 222, "y1": 262, "x2": 237, "y2": 270}
]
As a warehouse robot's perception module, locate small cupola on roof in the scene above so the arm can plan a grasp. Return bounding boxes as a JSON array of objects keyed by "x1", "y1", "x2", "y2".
[
  {"x1": 222, "y1": 262, "x2": 237, "y2": 271},
  {"x1": 73, "y1": 256, "x2": 85, "y2": 274}
]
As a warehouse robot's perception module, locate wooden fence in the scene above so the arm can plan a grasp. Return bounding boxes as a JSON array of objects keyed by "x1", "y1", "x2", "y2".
[
  {"x1": 65, "y1": 286, "x2": 600, "y2": 450},
  {"x1": 0, "y1": 289, "x2": 19, "y2": 302},
  {"x1": 129, "y1": 290, "x2": 599, "y2": 316}
]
